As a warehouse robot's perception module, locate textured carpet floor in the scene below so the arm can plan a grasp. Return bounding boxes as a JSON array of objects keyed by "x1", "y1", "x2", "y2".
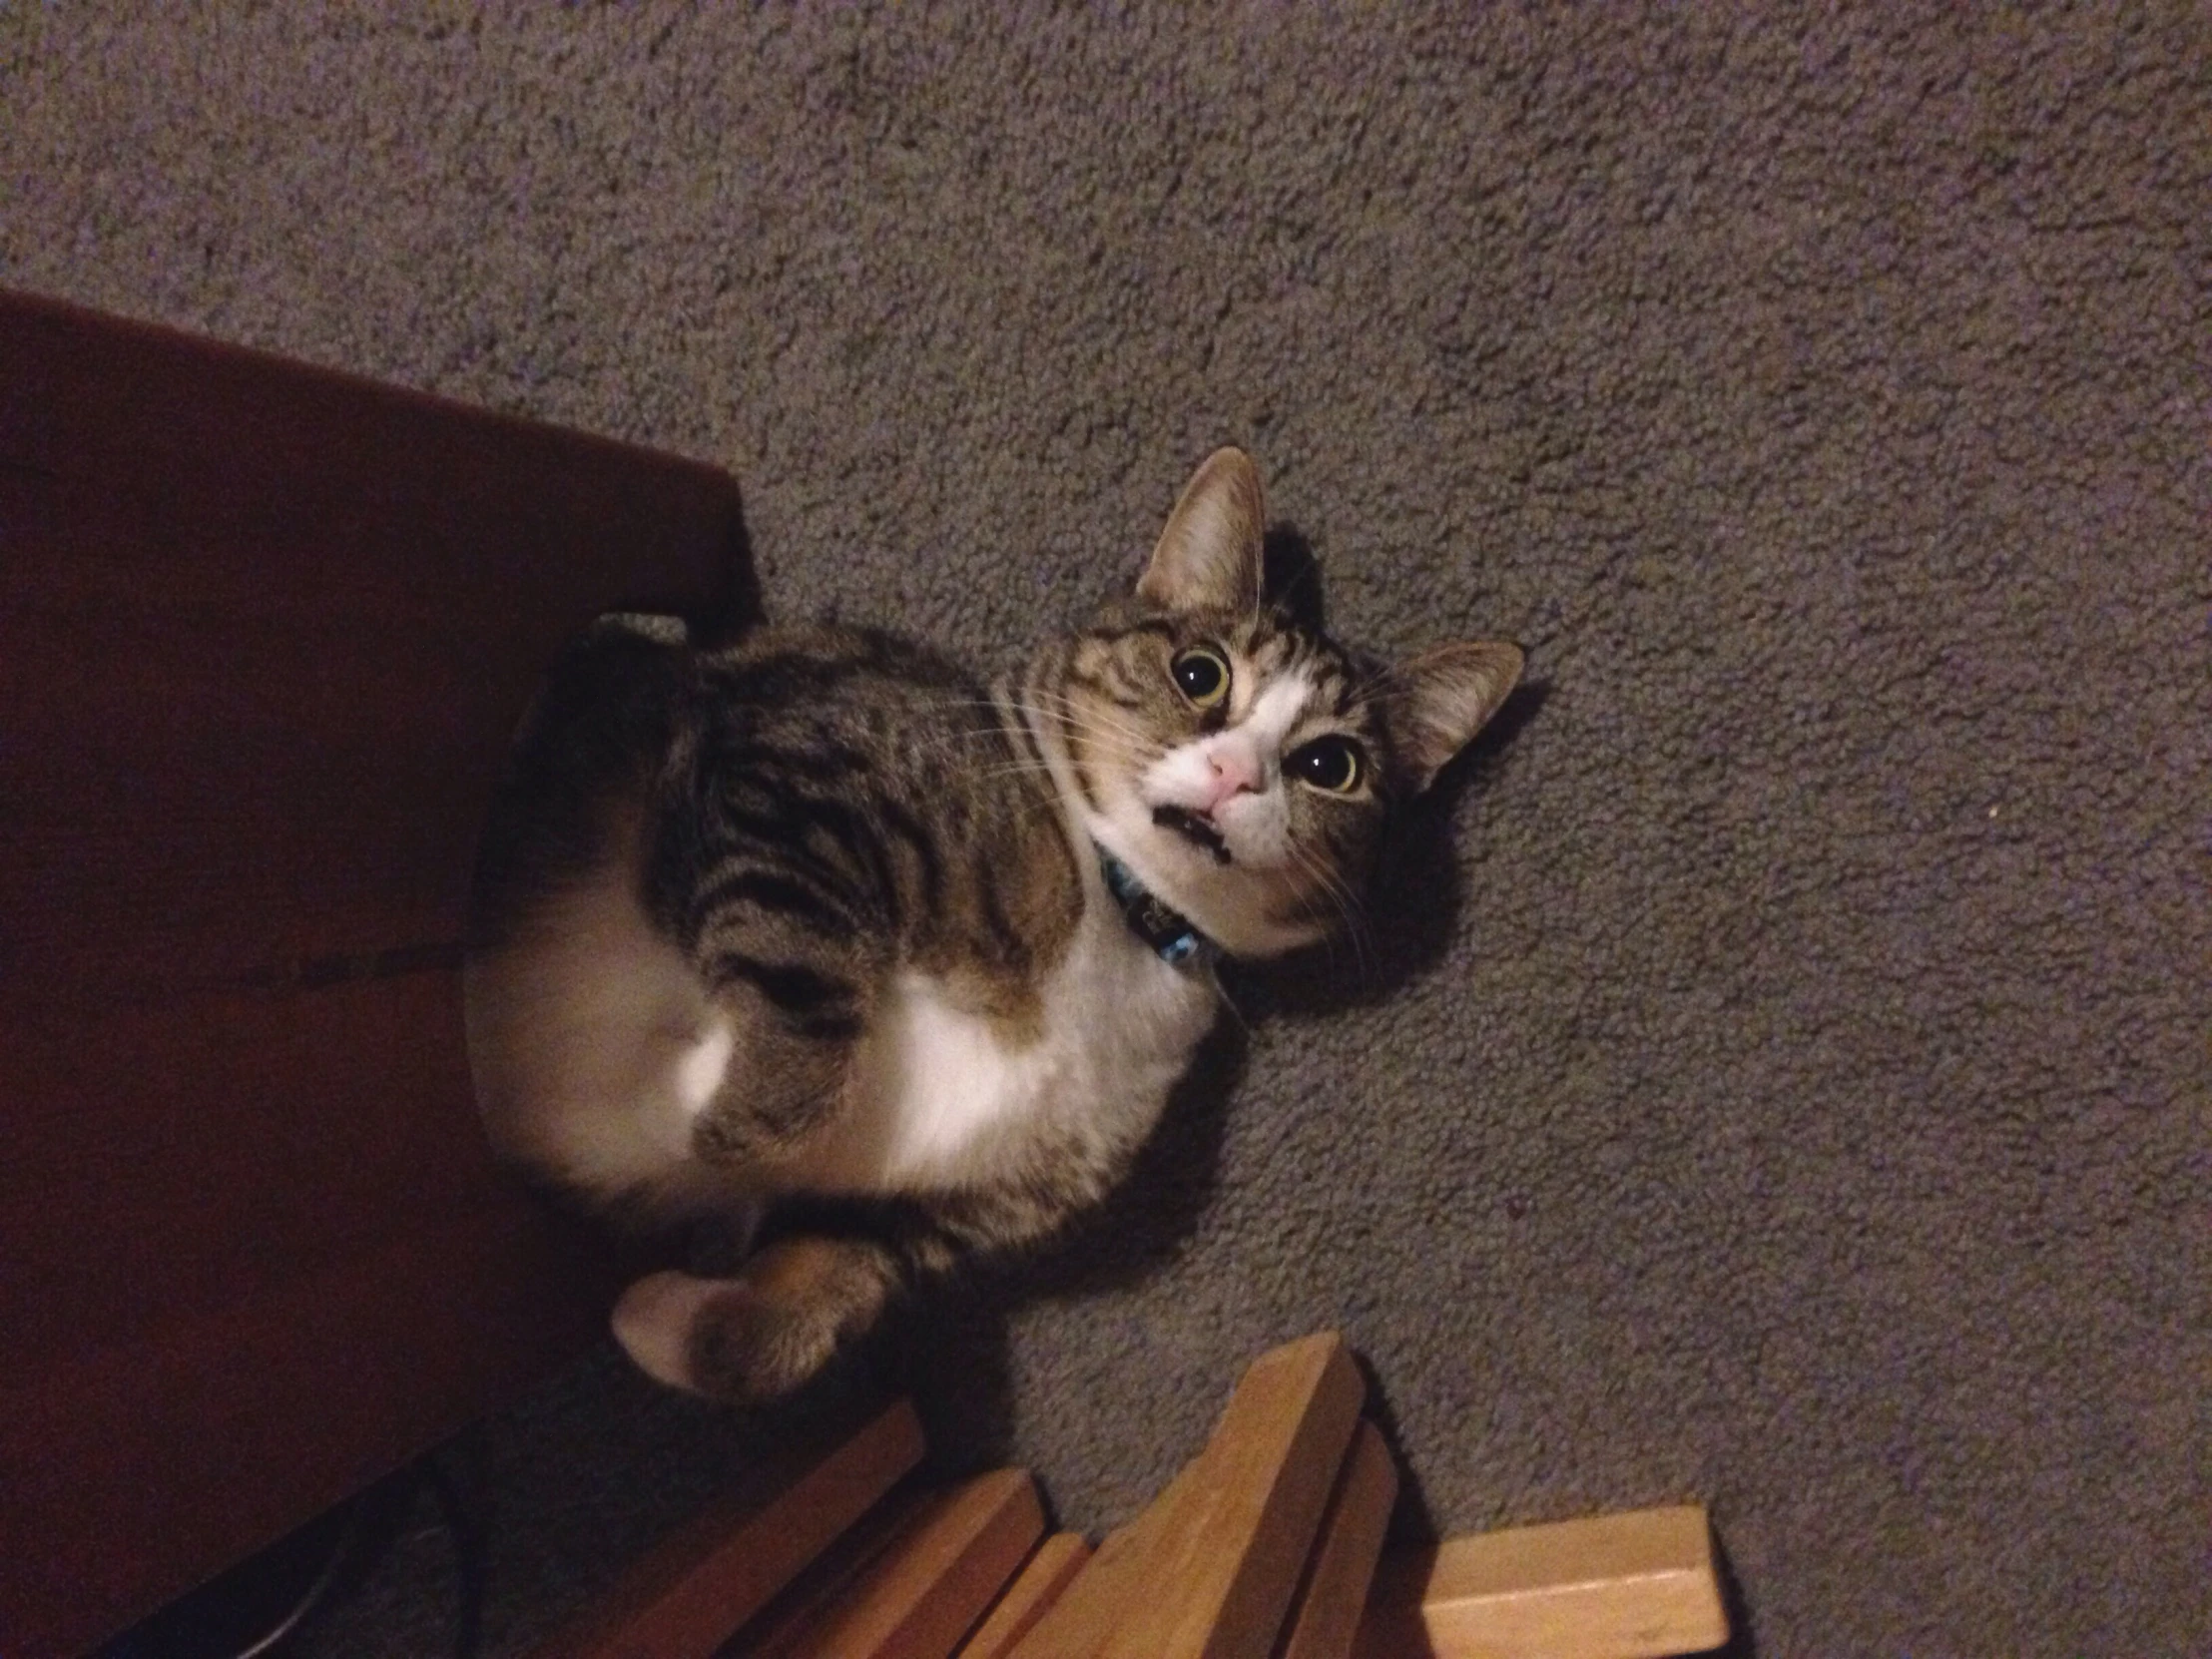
[{"x1": 8, "y1": 7, "x2": 2207, "y2": 1656}]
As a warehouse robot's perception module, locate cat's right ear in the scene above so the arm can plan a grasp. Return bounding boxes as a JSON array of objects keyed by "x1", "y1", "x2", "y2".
[
  {"x1": 1138, "y1": 447, "x2": 1266, "y2": 614},
  {"x1": 1384, "y1": 641, "x2": 1525, "y2": 794}
]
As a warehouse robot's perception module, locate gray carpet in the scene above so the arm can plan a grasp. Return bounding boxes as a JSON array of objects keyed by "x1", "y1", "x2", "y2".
[{"x1": 9, "y1": 7, "x2": 2207, "y2": 1655}]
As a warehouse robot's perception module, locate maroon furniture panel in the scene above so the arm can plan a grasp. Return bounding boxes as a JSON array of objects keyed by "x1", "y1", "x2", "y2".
[{"x1": 0, "y1": 291, "x2": 751, "y2": 1656}]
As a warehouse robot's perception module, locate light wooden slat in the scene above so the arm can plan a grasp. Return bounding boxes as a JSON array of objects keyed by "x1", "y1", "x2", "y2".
[
  {"x1": 1352, "y1": 1505, "x2": 1728, "y2": 1659},
  {"x1": 756, "y1": 1467, "x2": 1047, "y2": 1659},
  {"x1": 1113, "y1": 1332, "x2": 1366, "y2": 1659},
  {"x1": 1003, "y1": 1436, "x2": 1218, "y2": 1659},
  {"x1": 954, "y1": 1534, "x2": 1095, "y2": 1659},
  {"x1": 527, "y1": 1400, "x2": 925, "y2": 1659},
  {"x1": 1015, "y1": 1331, "x2": 1368, "y2": 1659},
  {"x1": 1275, "y1": 1422, "x2": 1400, "y2": 1659},
  {"x1": 721, "y1": 1487, "x2": 936, "y2": 1658}
]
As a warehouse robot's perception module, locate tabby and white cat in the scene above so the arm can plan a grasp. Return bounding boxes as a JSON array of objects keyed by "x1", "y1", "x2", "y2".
[{"x1": 464, "y1": 449, "x2": 1520, "y2": 1403}]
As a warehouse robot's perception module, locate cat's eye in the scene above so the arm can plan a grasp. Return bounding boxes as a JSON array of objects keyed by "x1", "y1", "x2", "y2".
[
  {"x1": 1171, "y1": 646, "x2": 1232, "y2": 710},
  {"x1": 1291, "y1": 736, "x2": 1365, "y2": 795}
]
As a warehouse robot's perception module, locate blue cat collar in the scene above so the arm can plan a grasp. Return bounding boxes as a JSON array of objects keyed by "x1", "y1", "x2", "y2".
[{"x1": 1097, "y1": 848, "x2": 1219, "y2": 969}]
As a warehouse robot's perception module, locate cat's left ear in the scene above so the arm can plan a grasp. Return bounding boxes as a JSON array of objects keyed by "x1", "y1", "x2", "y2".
[
  {"x1": 1138, "y1": 447, "x2": 1266, "y2": 614},
  {"x1": 1385, "y1": 642, "x2": 1525, "y2": 794}
]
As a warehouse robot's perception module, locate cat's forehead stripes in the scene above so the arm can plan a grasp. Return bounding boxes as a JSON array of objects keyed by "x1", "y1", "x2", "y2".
[{"x1": 1224, "y1": 625, "x2": 1374, "y2": 741}]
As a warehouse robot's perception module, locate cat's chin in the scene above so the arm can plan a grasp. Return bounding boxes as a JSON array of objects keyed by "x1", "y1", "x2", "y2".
[{"x1": 1192, "y1": 902, "x2": 1332, "y2": 962}]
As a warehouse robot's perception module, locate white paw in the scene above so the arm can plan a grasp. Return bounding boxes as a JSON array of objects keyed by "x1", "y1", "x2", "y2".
[{"x1": 611, "y1": 1270, "x2": 718, "y2": 1392}]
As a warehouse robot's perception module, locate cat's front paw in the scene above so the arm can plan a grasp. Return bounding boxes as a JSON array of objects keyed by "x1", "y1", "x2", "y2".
[
  {"x1": 610, "y1": 1270, "x2": 719, "y2": 1392},
  {"x1": 689, "y1": 1282, "x2": 841, "y2": 1404},
  {"x1": 611, "y1": 1269, "x2": 837, "y2": 1404}
]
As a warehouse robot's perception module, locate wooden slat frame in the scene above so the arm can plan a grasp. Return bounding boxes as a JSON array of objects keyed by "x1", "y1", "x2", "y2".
[
  {"x1": 526, "y1": 1400, "x2": 926, "y2": 1659},
  {"x1": 1275, "y1": 1422, "x2": 1400, "y2": 1659},
  {"x1": 728, "y1": 1488, "x2": 942, "y2": 1658},
  {"x1": 1014, "y1": 1332, "x2": 1367, "y2": 1659},
  {"x1": 1353, "y1": 1505, "x2": 1728, "y2": 1659},
  {"x1": 954, "y1": 1535, "x2": 1094, "y2": 1659},
  {"x1": 746, "y1": 1468, "x2": 1046, "y2": 1659}
]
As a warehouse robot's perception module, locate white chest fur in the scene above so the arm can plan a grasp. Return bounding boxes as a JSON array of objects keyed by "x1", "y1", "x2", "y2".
[
  {"x1": 469, "y1": 850, "x2": 1218, "y2": 1217},
  {"x1": 801, "y1": 907, "x2": 1219, "y2": 1194}
]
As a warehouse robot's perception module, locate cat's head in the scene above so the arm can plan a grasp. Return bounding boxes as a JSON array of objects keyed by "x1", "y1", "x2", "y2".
[{"x1": 1045, "y1": 447, "x2": 1522, "y2": 959}]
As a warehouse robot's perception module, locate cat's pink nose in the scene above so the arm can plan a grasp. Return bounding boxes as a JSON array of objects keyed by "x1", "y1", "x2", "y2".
[{"x1": 1203, "y1": 745, "x2": 1262, "y2": 811}]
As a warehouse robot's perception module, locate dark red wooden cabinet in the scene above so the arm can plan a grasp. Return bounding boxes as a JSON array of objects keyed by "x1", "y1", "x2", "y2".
[{"x1": 0, "y1": 291, "x2": 752, "y2": 1657}]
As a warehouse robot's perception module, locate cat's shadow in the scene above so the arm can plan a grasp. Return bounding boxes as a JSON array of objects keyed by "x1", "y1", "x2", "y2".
[
  {"x1": 1246, "y1": 521, "x2": 1548, "y2": 1019},
  {"x1": 1243, "y1": 672, "x2": 1548, "y2": 1021},
  {"x1": 866, "y1": 523, "x2": 1546, "y2": 1490}
]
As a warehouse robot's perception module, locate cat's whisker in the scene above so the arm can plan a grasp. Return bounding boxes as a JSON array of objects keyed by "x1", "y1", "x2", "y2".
[
  {"x1": 967, "y1": 762, "x2": 1070, "y2": 787},
  {"x1": 1208, "y1": 971, "x2": 1253, "y2": 1040},
  {"x1": 947, "y1": 687, "x2": 1141, "y2": 740},
  {"x1": 1004, "y1": 696, "x2": 1163, "y2": 782},
  {"x1": 1008, "y1": 682, "x2": 1144, "y2": 725},
  {"x1": 1008, "y1": 688, "x2": 1157, "y2": 752},
  {"x1": 1288, "y1": 836, "x2": 1377, "y2": 986},
  {"x1": 1296, "y1": 858, "x2": 1364, "y2": 973}
]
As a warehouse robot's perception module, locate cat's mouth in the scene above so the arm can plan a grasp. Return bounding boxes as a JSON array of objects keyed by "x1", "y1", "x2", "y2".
[{"x1": 1152, "y1": 805, "x2": 1232, "y2": 864}]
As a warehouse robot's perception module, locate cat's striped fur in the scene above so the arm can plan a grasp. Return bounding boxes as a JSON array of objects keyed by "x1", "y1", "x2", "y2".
[{"x1": 464, "y1": 449, "x2": 1521, "y2": 1402}]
